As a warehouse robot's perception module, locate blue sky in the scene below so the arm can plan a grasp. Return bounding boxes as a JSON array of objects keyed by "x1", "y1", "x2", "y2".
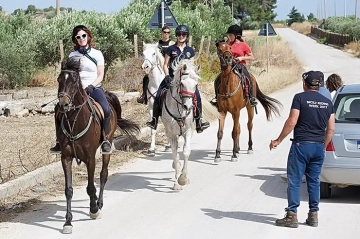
[{"x1": 1, "y1": 0, "x2": 359, "y2": 20}]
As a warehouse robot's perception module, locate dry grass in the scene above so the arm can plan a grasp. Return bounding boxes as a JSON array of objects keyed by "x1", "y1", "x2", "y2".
[
  {"x1": 344, "y1": 41, "x2": 360, "y2": 57},
  {"x1": 272, "y1": 23, "x2": 287, "y2": 28},
  {"x1": 28, "y1": 67, "x2": 59, "y2": 87},
  {"x1": 290, "y1": 22, "x2": 313, "y2": 35}
]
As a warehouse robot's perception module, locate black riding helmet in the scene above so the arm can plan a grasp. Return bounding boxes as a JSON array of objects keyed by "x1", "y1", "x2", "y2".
[
  {"x1": 72, "y1": 25, "x2": 88, "y2": 44},
  {"x1": 227, "y1": 24, "x2": 242, "y2": 36},
  {"x1": 175, "y1": 24, "x2": 190, "y2": 35}
]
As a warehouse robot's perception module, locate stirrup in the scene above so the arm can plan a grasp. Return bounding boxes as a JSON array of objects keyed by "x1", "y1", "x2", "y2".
[
  {"x1": 250, "y1": 98, "x2": 258, "y2": 107},
  {"x1": 101, "y1": 140, "x2": 112, "y2": 155},
  {"x1": 210, "y1": 98, "x2": 218, "y2": 108}
]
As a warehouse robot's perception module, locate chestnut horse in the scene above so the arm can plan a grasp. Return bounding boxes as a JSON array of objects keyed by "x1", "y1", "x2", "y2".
[
  {"x1": 214, "y1": 41, "x2": 282, "y2": 162},
  {"x1": 56, "y1": 56, "x2": 140, "y2": 234}
]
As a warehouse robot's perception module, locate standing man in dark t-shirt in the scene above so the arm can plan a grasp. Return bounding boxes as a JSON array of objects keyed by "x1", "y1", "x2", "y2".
[
  {"x1": 269, "y1": 71, "x2": 335, "y2": 228},
  {"x1": 137, "y1": 25, "x2": 175, "y2": 104}
]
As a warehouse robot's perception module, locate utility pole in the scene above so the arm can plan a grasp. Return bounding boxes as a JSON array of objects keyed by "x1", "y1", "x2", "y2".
[
  {"x1": 324, "y1": 0, "x2": 327, "y2": 19},
  {"x1": 334, "y1": 0, "x2": 336, "y2": 16},
  {"x1": 56, "y1": 0, "x2": 60, "y2": 15},
  {"x1": 356, "y1": 0, "x2": 358, "y2": 21},
  {"x1": 344, "y1": 0, "x2": 347, "y2": 17}
]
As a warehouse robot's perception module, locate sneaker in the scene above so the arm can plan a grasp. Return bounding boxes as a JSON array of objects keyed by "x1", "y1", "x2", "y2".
[
  {"x1": 196, "y1": 119, "x2": 210, "y2": 133},
  {"x1": 305, "y1": 211, "x2": 318, "y2": 227},
  {"x1": 210, "y1": 98, "x2": 218, "y2": 108},
  {"x1": 146, "y1": 117, "x2": 157, "y2": 130},
  {"x1": 137, "y1": 95, "x2": 145, "y2": 104},
  {"x1": 250, "y1": 97, "x2": 258, "y2": 107},
  {"x1": 50, "y1": 142, "x2": 61, "y2": 153},
  {"x1": 275, "y1": 211, "x2": 298, "y2": 228}
]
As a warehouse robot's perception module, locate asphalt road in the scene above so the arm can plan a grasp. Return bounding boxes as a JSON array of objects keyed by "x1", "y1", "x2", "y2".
[{"x1": 1, "y1": 28, "x2": 360, "y2": 239}]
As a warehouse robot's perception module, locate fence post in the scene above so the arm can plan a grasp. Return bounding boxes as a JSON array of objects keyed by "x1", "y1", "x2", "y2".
[
  {"x1": 59, "y1": 40, "x2": 64, "y2": 63},
  {"x1": 198, "y1": 36, "x2": 205, "y2": 56},
  {"x1": 206, "y1": 36, "x2": 212, "y2": 57},
  {"x1": 188, "y1": 35, "x2": 193, "y2": 47},
  {"x1": 134, "y1": 34, "x2": 138, "y2": 58}
]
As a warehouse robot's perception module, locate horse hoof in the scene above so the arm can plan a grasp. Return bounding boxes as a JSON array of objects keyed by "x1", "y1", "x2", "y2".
[
  {"x1": 247, "y1": 150, "x2": 254, "y2": 154},
  {"x1": 89, "y1": 209, "x2": 101, "y2": 219},
  {"x1": 178, "y1": 174, "x2": 189, "y2": 186},
  {"x1": 231, "y1": 156, "x2": 238, "y2": 162},
  {"x1": 63, "y1": 225, "x2": 73, "y2": 234},
  {"x1": 164, "y1": 145, "x2": 172, "y2": 152},
  {"x1": 214, "y1": 157, "x2": 222, "y2": 163},
  {"x1": 172, "y1": 184, "x2": 183, "y2": 191}
]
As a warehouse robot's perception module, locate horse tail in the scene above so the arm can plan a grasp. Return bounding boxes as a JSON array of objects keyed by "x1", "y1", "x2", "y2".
[
  {"x1": 255, "y1": 82, "x2": 283, "y2": 121},
  {"x1": 105, "y1": 91, "x2": 141, "y2": 139}
]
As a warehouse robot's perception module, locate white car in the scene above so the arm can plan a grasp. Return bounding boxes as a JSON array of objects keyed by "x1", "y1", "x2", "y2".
[{"x1": 320, "y1": 84, "x2": 360, "y2": 198}]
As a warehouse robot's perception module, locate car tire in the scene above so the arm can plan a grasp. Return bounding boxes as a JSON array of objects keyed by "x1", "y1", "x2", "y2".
[{"x1": 320, "y1": 182, "x2": 332, "y2": 198}]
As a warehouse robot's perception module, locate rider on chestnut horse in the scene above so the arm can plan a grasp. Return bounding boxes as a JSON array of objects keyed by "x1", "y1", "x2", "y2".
[{"x1": 211, "y1": 24, "x2": 257, "y2": 108}]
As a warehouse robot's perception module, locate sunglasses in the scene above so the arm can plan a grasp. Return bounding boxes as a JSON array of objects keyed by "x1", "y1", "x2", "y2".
[
  {"x1": 176, "y1": 33, "x2": 187, "y2": 37},
  {"x1": 162, "y1": 31, "x2": 170, "y2": 34},
  {"x1": 75, "y1": 34, "x2": 87, "y2": 40}
]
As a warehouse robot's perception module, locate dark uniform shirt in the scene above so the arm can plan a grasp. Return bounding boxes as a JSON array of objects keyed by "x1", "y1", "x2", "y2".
[
  {"x1": 291, "y1": 91, "x2": 334, "y2": 143},
  {"x1": 158, "y1": 39, "x2": 172, "y2": 57},
  {"x1": 165, "y1": 44, "x2": 195, "y2": 77}
]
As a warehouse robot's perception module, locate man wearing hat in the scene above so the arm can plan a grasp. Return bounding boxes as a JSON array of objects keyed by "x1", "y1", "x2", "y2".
[{"x1": 269, "y1": 71, "x2": 335, "y2": 228}]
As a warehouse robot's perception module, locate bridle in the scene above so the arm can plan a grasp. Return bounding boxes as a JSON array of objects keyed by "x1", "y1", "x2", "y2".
[
  {"x1": 57, "y1": 69, "x2": 96, "y2": 164},
  {"x1": 143, "y1": 52, "x2": 163, "y2": 100},
  {"x1": 164, "y1": 68, "x2": 197, "y2": 135}
]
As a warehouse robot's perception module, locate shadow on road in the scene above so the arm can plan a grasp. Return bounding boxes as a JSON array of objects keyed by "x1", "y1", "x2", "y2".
[{"x1": 201, "y1": 208, "x2": 277, "y2": 225}]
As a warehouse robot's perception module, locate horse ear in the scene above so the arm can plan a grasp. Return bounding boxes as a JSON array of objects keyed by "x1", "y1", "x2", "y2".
[{"x1": 183, "y1": 64, "x2": 187, "y2": 71}]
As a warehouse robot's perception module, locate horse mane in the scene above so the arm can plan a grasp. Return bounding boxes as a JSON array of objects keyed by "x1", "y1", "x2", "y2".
[
  {"x1": 143, "y1": 43, "x2": 165, "y2": 68},
  {"x1": 172, "y1": 58, "x2": 200, "y2": 81},
  {"x1": 61, "y1": 55, "x2": 84, "y2": 89}
]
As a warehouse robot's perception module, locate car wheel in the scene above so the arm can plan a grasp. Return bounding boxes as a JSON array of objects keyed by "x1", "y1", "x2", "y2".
[{"x1": 320, "y1": 182, "x2": 332, "y2": 198}]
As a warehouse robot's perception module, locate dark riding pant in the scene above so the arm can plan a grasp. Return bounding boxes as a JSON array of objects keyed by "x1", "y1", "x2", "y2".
[
  {"x1": 90, "y1": 87, "x2": 110, "y2": 118},
  {"x1": 142, "y1": 75, "x2": 149, "y2": 98}
]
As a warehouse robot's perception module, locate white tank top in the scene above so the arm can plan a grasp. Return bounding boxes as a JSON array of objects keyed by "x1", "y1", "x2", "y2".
[{"x1": 69, "y1": 48, "x2": 105, "y2": 89}]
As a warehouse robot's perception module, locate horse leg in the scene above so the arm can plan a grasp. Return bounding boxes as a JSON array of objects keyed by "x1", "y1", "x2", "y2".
[
  {"x1": 215, "y1": 112, "x2": 227, "y2": 163},
  {"x1": 97, "y1": 153, "x2": 110, "y2": 210},
  {"x1": 148, "y1": 102, "x2": 156, "y2": 155},
  {"x1": 231, "y1": 111, "x2": 241, "y2": 162},
  {"x1": 170, "y1": 137, "x2": 181, "y2": 190},
  {"x1": 246, "y1": 104, "x2": 255, "y2": 154},
  {"x1": 178, "y1": 131, "x2": 191, "y2": 186},
  {"x1": 86, "y1": 159, "x2": 101, "y2": 219},
  {"x1": 61, "y1": 155, "x2": 74, "y2": 234}
]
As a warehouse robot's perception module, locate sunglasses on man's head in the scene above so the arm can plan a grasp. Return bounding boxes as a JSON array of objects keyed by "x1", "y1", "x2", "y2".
[
  {"x1": 176, "y1": 32, "x2": 187, "y2": 37},
  {"x1": 162, "y1": 31, "x2": 170, "y2": 34},
  {"x1": 75, "y1": 34, "x2": 87, "y2": 40}
]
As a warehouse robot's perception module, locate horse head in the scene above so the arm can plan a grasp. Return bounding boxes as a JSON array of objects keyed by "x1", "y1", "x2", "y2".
[
  {"x1": 172, "y1": 59, "x2": 200, "y2": 114},
  {"x1": 216, "y1": 41, "x2": 233, "y2": 67},
  {"x1": 142, "y1": 43, "x2": 164, "y2": 74},
  {"x1": 57, "y1": 56, "x2": 85, "y2": 112}
]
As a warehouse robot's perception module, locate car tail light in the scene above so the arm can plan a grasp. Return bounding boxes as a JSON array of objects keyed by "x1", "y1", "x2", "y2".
[{"x1": 326, "y1": 140, "x2": 335, "y2": 151}]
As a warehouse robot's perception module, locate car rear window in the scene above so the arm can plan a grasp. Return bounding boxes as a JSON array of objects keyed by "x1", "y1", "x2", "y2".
[{"x1": 334, "y1": 94, "x2": 360, "y2": 123}]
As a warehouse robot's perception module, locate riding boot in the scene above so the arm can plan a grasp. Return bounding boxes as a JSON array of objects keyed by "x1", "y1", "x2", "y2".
[
  {"x1": 195, "y1": 106, "x2": 210, "y2": 134},
  {"x1": 210, "y1": 75, "x2": 220, "y2": 108},
  {"x1": 101, "y1": 116, "x2": 112, "y2": 154},
  {"x1": 249, "y1": 82, "x2": 258, "y2": 107},
  {"x1": 146, "y1": 100, "x2": 161, "y2": 130},
  {"x1": 137, "y1": 75, "x2": 149, "y2": 104},
  {"x1": 50, "y1": 104, "x2": 61, "y2": 153}
]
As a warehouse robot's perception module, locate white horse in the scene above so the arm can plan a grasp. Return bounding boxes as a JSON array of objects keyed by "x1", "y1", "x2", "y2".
[
  {"x1": 161, "y1": 59, "x2": 200, "y2": 190},
  {"x1": 141, "y1": 43, "x2": 170, "y2": 155}
]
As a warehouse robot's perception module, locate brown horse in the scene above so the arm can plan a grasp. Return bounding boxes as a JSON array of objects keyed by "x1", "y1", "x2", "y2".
[
  {"x1": 56, "y1": 56, "x2": 140, "y2": 234},
  {"x1": 214, "y1": 41, "x2": 282, "y2": 162}
]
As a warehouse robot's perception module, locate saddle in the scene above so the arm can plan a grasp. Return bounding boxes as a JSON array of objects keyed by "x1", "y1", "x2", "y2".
[
  {"x1": 55, "y1": 97, "x2": 104, "y2": 124},
  {"x1": 233, "y1": 65, "x2": 251, "y2": 99}
]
